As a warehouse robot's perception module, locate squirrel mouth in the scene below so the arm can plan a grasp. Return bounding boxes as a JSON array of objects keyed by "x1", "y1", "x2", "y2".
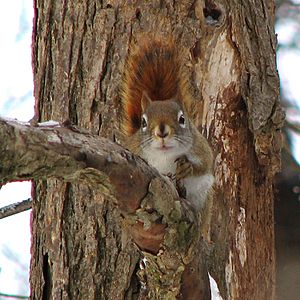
[{"x1": 157, "y1": 144, "x2": 173, "y2": 151}]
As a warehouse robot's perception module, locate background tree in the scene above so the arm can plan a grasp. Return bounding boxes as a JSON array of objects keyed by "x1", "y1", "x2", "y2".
[
  {"x1": 274, "y1": 1, "x2": 300, "y2": 298},
  {"x1": 0, "y1": 0, "x2": 284, "y2": 299}
]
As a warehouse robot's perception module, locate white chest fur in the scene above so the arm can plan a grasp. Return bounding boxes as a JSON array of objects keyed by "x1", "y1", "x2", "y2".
[
  {"x1": 182, "y1": 174, "x2": 214, "y2": 210},
  {"x1": 144, "y1": 150, "x2": 178, "y2": 175},
  {"x1": 142, "y1": 148, "x2": 214, "y2": 211}
]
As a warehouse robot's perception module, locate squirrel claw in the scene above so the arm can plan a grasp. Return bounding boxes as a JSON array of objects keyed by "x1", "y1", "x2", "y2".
[
  {"x1": 165, "y1": 172, "x2": 176, "y2": 182},
  {"x1": 176, "y1": 180, "x2": 187, "y2": 198},
  {"x1": 175, "y1": 155, "x2": 193, "y2": 180}
]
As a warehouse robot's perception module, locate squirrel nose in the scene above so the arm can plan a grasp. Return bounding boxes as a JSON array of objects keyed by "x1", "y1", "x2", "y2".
[{"x1": 155, "y1": 123, "x2": 169, "y2": 139}]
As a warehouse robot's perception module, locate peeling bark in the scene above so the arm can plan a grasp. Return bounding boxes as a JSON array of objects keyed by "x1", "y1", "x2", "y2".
[{"x1": 198, "y1": 1, "x2": 283, "y2": 299}]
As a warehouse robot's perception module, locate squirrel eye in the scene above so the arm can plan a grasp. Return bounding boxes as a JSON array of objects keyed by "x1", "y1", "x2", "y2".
[
  {"x1": 178, "y1": 111, "x2": 185, "y2": 128},
  {"x1": 141, "y1": 114, "x2": 148, "y2": 131}
]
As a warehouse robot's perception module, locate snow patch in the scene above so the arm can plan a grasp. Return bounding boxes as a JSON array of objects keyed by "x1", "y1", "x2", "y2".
[
  {"x1": 209, "y1": 273, "x2": 224, "y2": 300},
  {"x1": 38, "y1": 120, "x2": 60, "y2": 127}
]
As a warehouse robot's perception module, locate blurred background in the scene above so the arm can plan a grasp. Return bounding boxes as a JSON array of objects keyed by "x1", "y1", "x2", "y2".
[
  {"x1": 275, "y1": 1, "x2": 300, "y2": 299},
  {"x1": 0, "y1": 1, "x2": 33, "y2": 299},
  {"x1": 0, "y1": 0, "x2": 300, "y2": 299}
]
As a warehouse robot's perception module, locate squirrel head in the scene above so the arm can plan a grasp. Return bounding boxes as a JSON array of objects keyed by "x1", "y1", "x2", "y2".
[{"x1": 138, "y1": 92, "x2": 193, "y2": 154}]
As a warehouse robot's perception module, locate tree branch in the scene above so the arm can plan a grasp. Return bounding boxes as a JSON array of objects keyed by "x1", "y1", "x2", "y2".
[
  {"x1": 0, "y1": 292, "x2": 28, "y2": 299},
  {"x1": 0, "y1": 117, "x2": 203, "y2": 298},
  {"x1": 0, "y1": 118, "x2": 156, "y2": 213},
  {"x1": 0, "y1": 117, "x2": 196, "y2": 244},
  {"x1": 0, "y1": 198, "x2": 32, "y2": 219}
]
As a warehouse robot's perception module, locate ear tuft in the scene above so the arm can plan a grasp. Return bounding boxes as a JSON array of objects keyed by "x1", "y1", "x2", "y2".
[{"x1": 141, "y1": 91, "x2": 152, "y2": 111}]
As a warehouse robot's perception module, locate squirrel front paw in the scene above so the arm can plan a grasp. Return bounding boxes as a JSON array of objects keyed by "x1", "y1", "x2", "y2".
[{"x1": 175, "y1": 155, "x2": 193, "y2": 181}]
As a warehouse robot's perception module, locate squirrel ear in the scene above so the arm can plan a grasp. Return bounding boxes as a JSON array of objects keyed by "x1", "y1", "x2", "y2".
[
  {"x1": 141, "y1": 91, "x2": 152, "y2": 112},
  {"x1": 174, "y1": 91, "x2": 185, "y2": 110}
]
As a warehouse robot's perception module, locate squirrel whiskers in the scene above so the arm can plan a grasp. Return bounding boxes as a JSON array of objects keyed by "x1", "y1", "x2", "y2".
[{"x1": 120, "y1": 35, "x2": 214, "y2": 216}]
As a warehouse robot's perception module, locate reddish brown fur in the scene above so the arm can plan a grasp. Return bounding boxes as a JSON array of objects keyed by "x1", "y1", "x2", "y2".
[{"x1": 121, "y1": 36, "x2": 191, "y2": 135}]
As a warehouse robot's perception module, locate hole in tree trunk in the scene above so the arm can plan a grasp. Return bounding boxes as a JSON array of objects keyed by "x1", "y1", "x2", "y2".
[
  {"x1": 203, "y1": 0, "x2": 223, "y2": 26},
  {"x1": 42, "y1": 253, "x2": 52, "y2": 300}
]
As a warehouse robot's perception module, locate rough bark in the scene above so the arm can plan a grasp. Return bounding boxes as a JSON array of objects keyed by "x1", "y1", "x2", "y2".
[
  {"x1": 25, "y1": 0, "x2": 283, "y2": 299},
  {"x1": 0, "y1": 118, "x2": 153, "y2": 207}
]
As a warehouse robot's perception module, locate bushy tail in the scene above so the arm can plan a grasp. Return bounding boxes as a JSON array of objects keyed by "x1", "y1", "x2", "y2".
[{"x1": 121, "y1": 36, "x2": 191, "y2": 135}]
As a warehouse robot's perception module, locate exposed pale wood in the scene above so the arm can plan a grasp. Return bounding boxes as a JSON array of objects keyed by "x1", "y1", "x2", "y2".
[{"x1": 198, "y1": 2, "x2": 283, "y2": 299}]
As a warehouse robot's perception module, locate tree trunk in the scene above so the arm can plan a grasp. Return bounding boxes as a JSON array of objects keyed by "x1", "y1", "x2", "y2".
[{"x1": 30, "y1": 1, "x2": 283, "y2": 299}]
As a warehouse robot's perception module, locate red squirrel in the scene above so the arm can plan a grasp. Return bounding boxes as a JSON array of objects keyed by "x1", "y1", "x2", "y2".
[{"x1": 120, "y1": 36, "x2": 214, "y2": 221}]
